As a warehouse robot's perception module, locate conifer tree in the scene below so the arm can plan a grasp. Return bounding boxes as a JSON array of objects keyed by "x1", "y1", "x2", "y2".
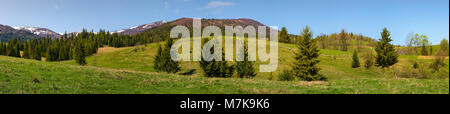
[
  {"x1": 31, "y1": 39, "x2": 41, "y2": 60},
  {"x1": 352, "y1": 50, "x2": 360, "y2": 68},
  {"x1": 162, "y1": 38, "x2": 180, "y2": 73},
  {"x1": 340, "y1": 29, "x2": 348, "y2": 51},
  {"x1": 22, "y1": 42, "x2": 30, "y2": 59},
  {"x1": 235, "y1": 45, "x2": 256, "y2": 78},
  {"x1": 375, "y1": 28, "x2": 398, "y2": 68},
  {"x1": 292, "y1": 26, "x2": 326, "y2": 81},
  {"x1": 6, "y1": 38, "x2": 21, "y2": 57},
  {"x1": 0, "y1": 42, "x2": 5, "y2": 55},
  {"x1": 73, "y1": 42, "x2": 87, "y2": 65},
  {"x1": 279, "y1": 27, "x2": 290, "y2": 43},
  {"x1": 153, "y1": 38, "x2": 180, "y2": 73},
  {"x1": 153, "y1": 44, "x2": 164, "y2": 72},
  {"x1": 199, "y1": 38, "x2": 234, "y2": 77},
  {"x1": 46, "y1": 43, "x2": 59, "y2": 61}
]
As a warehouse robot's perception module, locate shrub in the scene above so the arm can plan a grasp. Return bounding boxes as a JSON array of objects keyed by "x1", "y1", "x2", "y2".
[
  {"x1": 413, "y1": 61, "x2": 419, "y2": 69},
  {"x1": 364, "y1": 52, "x2": 374, "y2": 69},
  {"x1": 352, "y1": 50, "x2": 360, "y2": 68},
  {"x1": 430, "y1": 57, "x2": 446, "y2": 71},
  {"x1": 199, "y1": 39, "x2": 234, "y2": 77},
  {"x1": 153, "y1": 39, "x2": 180, "y2": 73},
  {"x1": 235, "y1": 46, "x2": 256, "y2": 78},
  {"x1": 278, "y1": 70, "x2": 295, "y2": 81}
]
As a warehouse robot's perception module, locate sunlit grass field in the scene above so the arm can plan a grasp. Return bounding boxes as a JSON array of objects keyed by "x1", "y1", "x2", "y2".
[{"x1": 1, "y1": 39, "x2": 447, "y2": 94}]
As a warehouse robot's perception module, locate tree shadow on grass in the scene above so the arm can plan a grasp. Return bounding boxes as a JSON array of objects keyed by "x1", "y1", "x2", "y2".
[{"x1": 179, "y1": 69, "x2": 196, "y2": 76}]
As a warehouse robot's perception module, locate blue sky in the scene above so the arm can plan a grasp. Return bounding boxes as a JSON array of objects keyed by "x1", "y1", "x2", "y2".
[{"x1": 1, "y1": 0, "x2": 448, "y2": 45}]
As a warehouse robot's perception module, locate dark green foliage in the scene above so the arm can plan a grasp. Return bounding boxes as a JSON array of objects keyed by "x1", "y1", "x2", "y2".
[
  {"x1": 340, "y1": 29, "x2": 348, "y2": 51},
  {"x1": 153, "y1": 44, "x2": 164, "y2": 71},
  {"x1": 153, "y1": 38, "x2": 180, "y2": 73},
  {"x1": 278, "y1": 70, "x2": 294, "y2": 81},
  {"x1": 6, "y1": 38, "x2": 21, "y2": 57},
  {"x1": 292, "y1": 26, "x2": 326, "y2": 81},
  {"x1": 0, "y1": 42, "x2": 7, "y2": 55},
  {"x1": 0, "y1": 28, "x2": 154, "y2": 62},
  {"x1": 46, "y1": 43, "x2": 59, "y2": 61},
  {"x1": 279, "y1": 27, "x2": 290, "y2": 43},
  {"x1": 199, "y1": 39, "x2": 234, "y2": 78},
  {"x1": 413, "y1": 61, "x2": 419, "y2": 69},
  {"x1": 352, "y1": 50, "x2": 360, "y2": 68},
  {"x1": 22, "y1": 41, "x2": 30, "y2": 59},
  {"x1": 235, "y1": 46, "x2": 256, "y2": 78},
  {"x1": 375, "y1": 28, "x2": 399, "y2": 68},
  {"x1": 30, "y1": 39, "x2": 41, "y2": 60},
  {"x1": 73, "y1": 42, "x2": 87, "y2": 65}
]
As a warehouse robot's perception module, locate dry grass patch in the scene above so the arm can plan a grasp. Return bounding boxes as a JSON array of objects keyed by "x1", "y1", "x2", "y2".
[{"x1": 418, "y1": 56, "x2": 449, "y2": 60}]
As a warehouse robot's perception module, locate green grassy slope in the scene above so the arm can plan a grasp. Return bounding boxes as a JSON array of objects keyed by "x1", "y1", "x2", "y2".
[
  {"x1": 1, "y1": 38, "x2": 448, "y2": 94},
  {"x1": 1, "y1": 55, "x2": 448, "y2": 94},
  {"x1": 65, "y1": 40, "x2": 448, "y2": 80}
]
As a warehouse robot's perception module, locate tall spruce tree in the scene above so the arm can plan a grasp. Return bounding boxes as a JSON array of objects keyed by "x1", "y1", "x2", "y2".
[
  {"x1": 352, "y1": 50, "x2": 360, "y2": 68},
  {"x1": 0, "y1": 42, "x2": 5, "y2": 55},
  {"x1": 279, "y1": 27, "x2": 290, "y2": 43},
  {"x1": 199, "y1": 38, "x2": 234, "y2": 77},
  {"x1": 6, "y1": 38, "x2": 21, "y2": 57},
  {"x1": 73, "y1": 42, "x2": 87, "y2": 65},
  {"x1": 153, "y1": 44, "x2": 164, "y2": 72},
  {"x1": 31, "y1": 39, "x2": 41, "y2": 60},
  {"x1": 162, "y1": 38, "x2": 180, "y2": 73},
  {"x1": 375, "y1": 28, "x2": 398, "y2": 68},
  {"x1": 292, "y1": 26, "x2": 326, "y2": 81},
  {"x1": 153, "y1": 38, "x2": 180, "y2": 73},
  {"x1": 235, "y1": 45, "x2": 256, "y2": 78},
  {"x1": 22, "y1": 42, "x2": 30, "y2": 59}
]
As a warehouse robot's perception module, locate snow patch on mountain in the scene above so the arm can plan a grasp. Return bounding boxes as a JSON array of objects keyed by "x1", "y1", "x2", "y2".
[
  {"x1": 13, "y1": 26, "x2": 61, "y2": 38},
  {"x1": 113, "y1": 20, "x2": 167, "y2": 35}
]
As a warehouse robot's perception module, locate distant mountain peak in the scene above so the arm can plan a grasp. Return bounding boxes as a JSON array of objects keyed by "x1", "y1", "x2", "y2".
[
  {"x1": 13, "y1": 26, "x2": 61, "y2": 38},
  {"x1": 113, "y1": 20, "x2": 168, "y2": 35}
]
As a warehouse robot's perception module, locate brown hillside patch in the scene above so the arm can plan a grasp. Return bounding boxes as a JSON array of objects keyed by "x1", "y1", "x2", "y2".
[
  {"x1": 417, "y1": 56, "x2": 449, "y2": 60},
  {"x1": 97, "y1": 46, "x2": 127, "y2": 54}
]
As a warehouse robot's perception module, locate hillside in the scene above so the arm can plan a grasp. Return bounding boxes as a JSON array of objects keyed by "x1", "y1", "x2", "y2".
[
  {"x1": 1, "y1": 54, "x2": 448, "y2": 94},
  {"x1": 13, "y1": 26, "x2": 61, "y2": 38},
  {"x1": 1, "y1": 34, "x2": 449, "y2": 93},
  {"x1": 0, "y1": 24, "x2": 41, "y2": 41},
  {"x1": 113, "y1": 21, "x2": 168, "y2": 35},
  {"x1": 132, "y1": 18, "x2": 276, "y2": 42}
]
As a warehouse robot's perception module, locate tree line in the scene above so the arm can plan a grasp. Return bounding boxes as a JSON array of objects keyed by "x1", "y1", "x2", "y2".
[
  {"x1": 0, "y1": 28, "x2": 170, "y2": 65},
  {"x1": 279, "y1": 27, "x2": 377, "y2": 52}
]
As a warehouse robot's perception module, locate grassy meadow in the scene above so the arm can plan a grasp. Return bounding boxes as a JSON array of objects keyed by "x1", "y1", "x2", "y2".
[{"x1": 1, "y1": 39, "x2": 448, "y2": 94}]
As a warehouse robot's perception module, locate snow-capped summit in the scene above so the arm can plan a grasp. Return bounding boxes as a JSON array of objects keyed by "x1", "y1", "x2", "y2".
[
  {"x1": 113, "y1": 21, "x2": 167, "y2": 35},
  {"x1": 13, "y1": 26, "x2": 61, "y2": 38}
]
